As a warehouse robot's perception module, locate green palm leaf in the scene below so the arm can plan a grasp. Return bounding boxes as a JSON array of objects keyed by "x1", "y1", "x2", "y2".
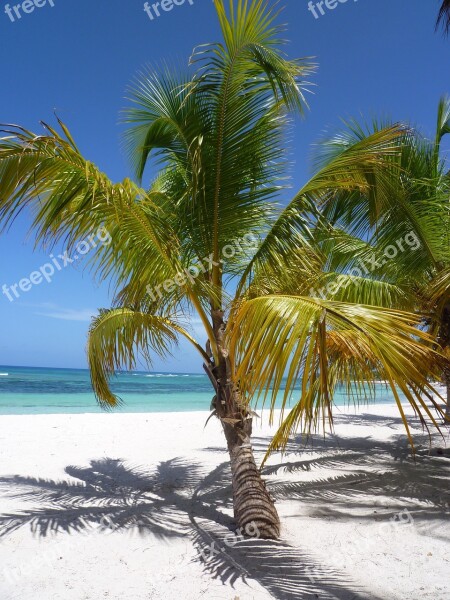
[
  {"x1": 236, "y1": 125, "x2": 405, "y2": 297},
  {"x1": 88, "y1": 308, "x2": 209, "y2": 408},
  {"x1": 228, "y1": 295, "x2": 444, "y2": 463}
]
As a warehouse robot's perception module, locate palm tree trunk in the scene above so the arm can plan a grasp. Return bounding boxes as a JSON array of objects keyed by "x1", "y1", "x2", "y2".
[
  {"x1": 444, "y1": 368, "x2": 450, "y2": 420},
  {"x1": 209, "y1": 308, "x2": 280, "y2": 539},
  {"x1": 437, "y1": 302, "x2": 450, "y2": 419},
  {"x1": 222, "y1": 414, "x2": 280, "y2": 539}
]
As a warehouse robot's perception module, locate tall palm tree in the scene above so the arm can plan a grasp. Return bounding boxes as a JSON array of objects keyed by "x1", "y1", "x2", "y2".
[
  {"x1": 437, "y1": 0, "x2": 450, "y2": 33},
  {"x1": 0, "y1": 0, "x2": 444, "y2": 539},
  {"x1": 311, "y1": 99, "x2": 450, "y2": 418}
]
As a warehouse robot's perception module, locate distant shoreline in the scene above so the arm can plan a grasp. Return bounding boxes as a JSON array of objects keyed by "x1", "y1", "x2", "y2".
[{"x1": 0, "y1": 365, "x2": 444, "y2": 416}]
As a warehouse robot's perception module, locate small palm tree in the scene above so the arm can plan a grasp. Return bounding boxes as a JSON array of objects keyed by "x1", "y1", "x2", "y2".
[
  {"x1": 0, "y1": 0, "x2": 444, "y2": 538},
  {"x1": 311, "y1": 98, "x2": 450, "y2": 418}
]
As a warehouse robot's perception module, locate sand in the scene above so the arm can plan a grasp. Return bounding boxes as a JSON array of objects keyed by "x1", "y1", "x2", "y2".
[{"x1": 0, "y1": 403, "x2": 449, "y2": 600}]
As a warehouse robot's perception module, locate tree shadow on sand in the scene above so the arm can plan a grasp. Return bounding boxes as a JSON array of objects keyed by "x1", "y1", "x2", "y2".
[
  {"x1": 0, "y1": 455, "x2": 388, "y2": 600},
  {"x1": 203, "y1": 414, "x2": 450, "y2": 541},
  {"x1": 1, "y1": 413, "x2": 449, "y2": 599},
  {"x1": 256, "y1": 415, "x2": 450, "y2": 542}
]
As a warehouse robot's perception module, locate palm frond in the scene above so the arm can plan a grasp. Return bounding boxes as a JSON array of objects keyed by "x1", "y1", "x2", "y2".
[
  {"x1": 437, "y1": 0, "x2": 450, "y2": 33},
  {"x1": 236, "y1": 125, "x2": 405, "y2": 296},
  {"x1": 227, "y1": 295, "x2": 444, "y2": 463},
  {"x1": 0, "y1": 122, "x2": 222, "y2": 355},
  {"x1": 123, "y1": 64, "x2": 199, "y2": 184},
  {"x1": 0, "y1": 123, "x2": 180, "y2": 286},
  {"x1": 311, "y1": 273, "x2": 413, "y2": 309},
  {"x1": 428, "y1": 268, "x2": 450, "y2": 306},
  {"x1": 88, "y1": 308, "x2": 209, "y2": 408},
  {"x1": 316, "y1": 119, "x2": 450, "y2": 270}
]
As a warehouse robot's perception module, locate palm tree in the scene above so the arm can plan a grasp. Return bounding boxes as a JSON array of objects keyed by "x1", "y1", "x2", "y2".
[
  {"x1": 310, "y1": 99, "x2": 450, "y2": 418},
  {"x1": 437, "y1": 0, "x2": 450, "y2": 33},
  {"x1": 0, "y1": 0, "x2": 444, "y2": 539}
]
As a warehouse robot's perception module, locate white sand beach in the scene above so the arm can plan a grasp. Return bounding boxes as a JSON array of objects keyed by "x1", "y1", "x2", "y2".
[{"x1": 0, "y1": 403, "x2": 449, "y2": 600}]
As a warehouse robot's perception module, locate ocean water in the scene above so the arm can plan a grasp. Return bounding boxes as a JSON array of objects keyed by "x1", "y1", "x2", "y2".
[{"x1": 0, "y1": 365, "x2": 401, "y2": 415}]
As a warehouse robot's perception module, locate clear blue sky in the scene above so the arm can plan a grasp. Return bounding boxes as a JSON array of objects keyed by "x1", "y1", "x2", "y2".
[{"x1": 0, "y1": 0, "x2": 448, "y2": 371}]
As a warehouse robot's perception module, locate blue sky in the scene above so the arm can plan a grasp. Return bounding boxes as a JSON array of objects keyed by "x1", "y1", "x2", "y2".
[{"x1": 0, "y1": 0, "x2": 448, "y2": 372}]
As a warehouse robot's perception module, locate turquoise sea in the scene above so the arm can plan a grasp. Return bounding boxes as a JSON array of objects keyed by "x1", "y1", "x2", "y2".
[{"x1": 0, "y1": 365, "x2": 402, "y2": 415}]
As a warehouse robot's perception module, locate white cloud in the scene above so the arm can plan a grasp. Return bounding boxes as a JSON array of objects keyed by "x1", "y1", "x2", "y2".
[{"x1": 35, "y1": 307, "x2": 96, "y2": 322}]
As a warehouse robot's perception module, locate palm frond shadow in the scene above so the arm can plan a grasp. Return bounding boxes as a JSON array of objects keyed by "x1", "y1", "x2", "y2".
[
  {"x1": 332, "y1": 410, "x2": 426, "y2": 430},
  {"x1": 0, "y1": 458, "x2": 208, "y2": 539},
  {"x1": 256, "y1": 426, "x2": 450, "y2": 527},
  {"x1": 0, "y1": 457, "x2": 384, "y2": 600}
]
